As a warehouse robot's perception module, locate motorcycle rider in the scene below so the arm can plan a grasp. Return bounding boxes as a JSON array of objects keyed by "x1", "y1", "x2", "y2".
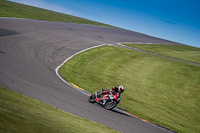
[
  {"x1": 91, "y1": 85, "x2": 125, "y2": 107},
  {"x1": 98, "y1": 85, "x2": 125, "y2": 97}
]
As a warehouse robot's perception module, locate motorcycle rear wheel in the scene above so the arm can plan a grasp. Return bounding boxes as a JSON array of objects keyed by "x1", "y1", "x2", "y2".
[
  {"x1": 88, "y1": 94, "x2": 96, "y2": 103},
  {"x1": 104, "y1": 100, "x2": 117, "y2": 110}
]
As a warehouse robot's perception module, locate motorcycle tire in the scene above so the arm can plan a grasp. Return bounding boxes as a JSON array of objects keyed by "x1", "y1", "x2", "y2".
[
  {"x1": 104, "y1": 100, "x2": 117, "y2": 110},
  {"x1": 88, "y1": 94, "x2": 96, "y2": 103}
]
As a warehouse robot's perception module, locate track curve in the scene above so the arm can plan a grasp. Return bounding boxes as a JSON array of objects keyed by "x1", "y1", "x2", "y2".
[{"x1": 0, "y1": 18, "x2": 177, "y2": 133}]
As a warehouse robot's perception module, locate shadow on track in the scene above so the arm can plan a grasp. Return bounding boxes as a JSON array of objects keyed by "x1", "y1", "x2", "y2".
[
  {"x1": 93, "y1": 103, "x2": 131, "y2": 117},
  {"x1": 111, "y1": 109, "x2": 130, "y2": 117}
]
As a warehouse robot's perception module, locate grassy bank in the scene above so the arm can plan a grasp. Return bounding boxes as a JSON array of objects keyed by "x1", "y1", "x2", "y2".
[
  {"x1": 0, "y1": 0, "x2": 116, "y2": 28},
  {"x1": 59, "y1": 45, "x2": 200, "y2": 133},
  {"x1": 124, "y1": 43, "x2": 200, "y2": 64},
  {"x1": 0, "y1": 87, "x2": 119, "y2": 133}
]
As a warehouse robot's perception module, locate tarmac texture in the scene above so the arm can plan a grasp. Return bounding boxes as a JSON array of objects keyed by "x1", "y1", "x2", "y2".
[{"x1": 0, "y1": 18, "x2": 178, "y2": 133}]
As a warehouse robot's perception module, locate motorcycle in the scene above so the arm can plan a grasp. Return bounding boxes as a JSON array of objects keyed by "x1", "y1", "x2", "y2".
[{"x1": 88, "y1": 90, "x2": 121, "y2": 110}]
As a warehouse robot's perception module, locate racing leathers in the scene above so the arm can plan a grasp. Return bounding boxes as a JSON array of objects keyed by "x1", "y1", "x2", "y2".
[{"x1": 99, "y1": 87, "x2": 121, "y2": 96}]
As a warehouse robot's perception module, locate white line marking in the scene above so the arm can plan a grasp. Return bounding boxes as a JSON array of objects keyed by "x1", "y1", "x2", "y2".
[
  {"x1": 55, "y1": 44, "x2": 109, "y2": 96},
  {"x1": 55, "y1": 42, "x2": 174, "y2": 133}
]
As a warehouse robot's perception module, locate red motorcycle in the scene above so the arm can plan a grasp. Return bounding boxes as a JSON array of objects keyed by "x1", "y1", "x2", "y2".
[{"x1": 88, "y1": 89, "x2": 121, "y2": 110}]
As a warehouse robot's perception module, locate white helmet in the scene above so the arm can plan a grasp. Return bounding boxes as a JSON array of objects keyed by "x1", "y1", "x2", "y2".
[{"x1": 118, "y1": 85, "x2": 125, "y2": 93}]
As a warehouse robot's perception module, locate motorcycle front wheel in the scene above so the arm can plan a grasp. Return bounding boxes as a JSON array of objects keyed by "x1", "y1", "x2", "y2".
[
  {"x1": 88, "y1": 94, "x2": 96, "y2": 103},
  {"x1": 104, "y1": 100, "x2": 117, "y2": 110}
]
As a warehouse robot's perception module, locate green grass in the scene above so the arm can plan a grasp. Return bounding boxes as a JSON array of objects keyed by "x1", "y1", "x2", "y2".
[
  {"x1": 0, "y1": 0, "x2": 117, "y2": 28},
  {"x1": 59, "y1": 46, "x2": 200, "y2": 133},
  {"x1": 124, "y1": 43, "x2": 200, "y2": 64},
  {"x1": 1, "y1": 0, "x2": 200, "y2": 132},
  {"x1": 0, "y1": 87, "x2": 119, "y2": 133}
]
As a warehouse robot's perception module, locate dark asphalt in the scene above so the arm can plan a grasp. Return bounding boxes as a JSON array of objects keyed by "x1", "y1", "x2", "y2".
[{"x1": 0, "y1": 18, "x2": 178, "y2": 133}]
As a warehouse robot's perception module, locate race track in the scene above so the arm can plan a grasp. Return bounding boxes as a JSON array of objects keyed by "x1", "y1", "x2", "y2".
[{"x1": 0, "y1": 18, "x2": 178, "y2": 133}]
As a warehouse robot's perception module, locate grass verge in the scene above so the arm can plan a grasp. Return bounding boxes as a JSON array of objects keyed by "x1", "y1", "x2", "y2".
[
  {"x1": 124, "y1": 43, "x2": 200, "y2": 64},
  {"x1": 59, "y1": 45, "x2": 200, "y2": 133},
  {"x1": 0, "y1": 86, "x2": 119, "y2": 133},
  {"x1": 0, "y1": 0, "x2": 117, "y2": 28}
]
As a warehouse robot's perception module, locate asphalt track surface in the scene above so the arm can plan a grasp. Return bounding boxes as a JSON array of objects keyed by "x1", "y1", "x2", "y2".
[{"x1": 0, "y1": 18, "x2": 179, "y2": 133}]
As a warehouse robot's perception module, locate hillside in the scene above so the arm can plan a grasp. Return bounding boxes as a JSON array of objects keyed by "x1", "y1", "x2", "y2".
[{"x1": 0, "y1": 0, "x2": 117, "y2": 28}]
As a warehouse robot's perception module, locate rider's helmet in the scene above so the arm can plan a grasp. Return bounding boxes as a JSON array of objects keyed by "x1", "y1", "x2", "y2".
[{"x1": 118, "y1": 85, "x2": 125, "y2": 93}]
